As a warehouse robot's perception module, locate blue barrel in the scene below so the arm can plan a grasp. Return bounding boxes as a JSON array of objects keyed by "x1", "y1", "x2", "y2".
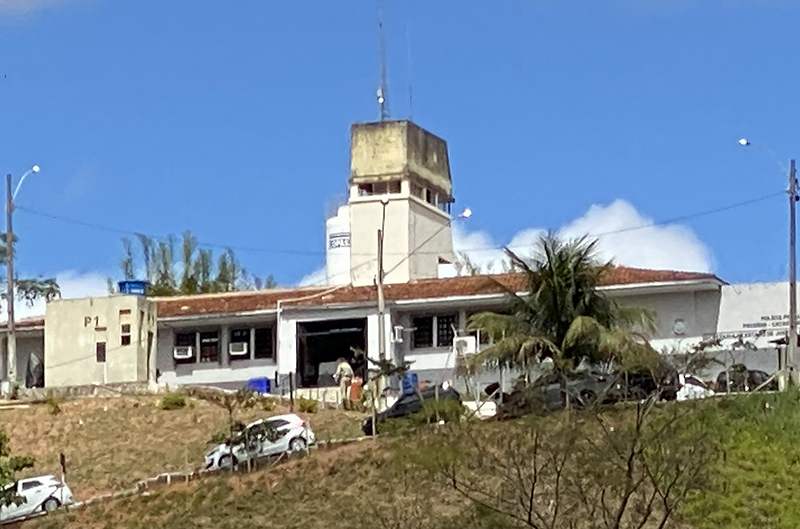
[
  {"x1": 246, "y1": 377, "x2": 270, "y2": 394},
  {"x1": 402, "y1": 373, "x2": 419, "y2": 396},
  {"x1": 118, "y1": 280, "x2": 148, "y2": 295}
]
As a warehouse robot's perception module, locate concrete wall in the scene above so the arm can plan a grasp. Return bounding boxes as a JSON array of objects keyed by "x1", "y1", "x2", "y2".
[
  {"x1": 349, "y1": 196, "x2": 411, "y2": 286},
  {"x1": 44, "y1": 295, "x2": 156, "y2": 388},
  {"x1": 156, "y1": 326, "x2": 279, "y2": 389},
  {"x1": 614, "y1": 288, "x2": 721, "y2": 341},
  {"x1": 408, "y1": 199, "x2": 454, "y2": 280}
]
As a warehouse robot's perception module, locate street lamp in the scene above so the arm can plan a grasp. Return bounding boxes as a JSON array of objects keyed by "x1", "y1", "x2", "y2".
[
  {"x1": 5, "y1": 165, "x2": 41, "y2": 392},
  {"x1": 739, "y1": 138, "x2": 798, "y2": 386}
]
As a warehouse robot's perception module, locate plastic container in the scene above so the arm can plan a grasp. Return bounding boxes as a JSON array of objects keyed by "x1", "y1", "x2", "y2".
[
  {"x1": 402, "y1": 372, "x2": 419, "y2": 396},
  {"x1": 246, "y1": 377, "x2": 270, "y2": 394},
  {"x1": 117, "y1": 280, "x2": 148, "y2": 296}
]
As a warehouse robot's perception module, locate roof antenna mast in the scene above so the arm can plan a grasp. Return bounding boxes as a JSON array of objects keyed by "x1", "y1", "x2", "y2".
[{"x1": 377, "y1": 0, "x2": 390, "y2": 121}]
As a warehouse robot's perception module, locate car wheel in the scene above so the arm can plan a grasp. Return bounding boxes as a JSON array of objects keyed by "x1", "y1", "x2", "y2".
[
  {"x1": 43, "y1": 498, "x2": 60, "y2": 513},
  {"x1": 289, "y1": 437, "x2": 307, "y2": 452},
  {"x1": 218, "y1": 454, "x2": 237, "y2": 469},
  {"x1": 578, "y1": 390, "x2": 596, "y2": 407}
]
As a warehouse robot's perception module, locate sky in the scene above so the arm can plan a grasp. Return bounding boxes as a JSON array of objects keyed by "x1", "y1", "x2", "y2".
[{"x1": 2, "y1": 0, "x2": 800, "y2": 316}]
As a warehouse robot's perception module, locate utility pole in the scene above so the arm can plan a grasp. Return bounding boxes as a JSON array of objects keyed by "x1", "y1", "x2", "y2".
[
  {"x1": 5, "y1": 174, "x2": 16, "y2": 392},
  {"x1": 788, "y1": 159, "x2": 798, "y2": 384},
  {"x1": 376, "y1": 197, "x2": 388, "y2": 365}
]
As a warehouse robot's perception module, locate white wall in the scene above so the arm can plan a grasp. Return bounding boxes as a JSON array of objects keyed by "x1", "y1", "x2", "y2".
[
  {"x1": 614, "y1": 289, "x2": 721, "y2": 341},
  {"x1": 156, "y1": 325, "x2": 278, "y2": 388}
]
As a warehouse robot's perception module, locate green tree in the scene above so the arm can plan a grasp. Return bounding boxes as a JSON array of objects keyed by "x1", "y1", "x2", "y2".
[
  {"x1": 114, "y1": 231, "x2": 265, "y2": 296},
  {"x1": 466, "y1": 233, "x2": 657, "y2": 377},
  {"x1": 0, "y1": 428, "x2": 35, "y2": 507},
  {"x1": 0, "y1": 233, "x2": 60, "y2": 309}
]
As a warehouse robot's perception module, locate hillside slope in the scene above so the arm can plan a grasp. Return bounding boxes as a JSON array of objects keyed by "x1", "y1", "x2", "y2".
[{"x1": 1, "y1": 395, "x2": 364, "y2": 498}]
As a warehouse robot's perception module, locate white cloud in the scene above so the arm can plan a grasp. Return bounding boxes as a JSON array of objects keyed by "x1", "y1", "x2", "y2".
[
  {"x1": 453, "y1": 199, "x2": 714, "y2": 274},
  {"x1": 298, "y1": 267, "x2": 327, "y2": 287},
  {"x1": 10, "y1": 270, "x2": 110, "y2": 321}
]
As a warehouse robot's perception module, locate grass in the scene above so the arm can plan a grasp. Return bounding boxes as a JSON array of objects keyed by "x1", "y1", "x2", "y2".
[
  {"x1": 24, "y1": 439, "x2": 470, "y2": 529},
  {"x1": 0, "y1": 394, "x2": 364, "y2": 499},
  {"x1": 17, "y1": 391, "x2": 800, "y2": 529}
]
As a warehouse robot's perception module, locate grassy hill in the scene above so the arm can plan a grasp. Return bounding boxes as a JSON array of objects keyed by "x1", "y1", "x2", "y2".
[
  {"x1": 0, "y1": 394, "x2": 364, "y2": 498},
  {"x1": 9, "y1": 391, "x2": 800, "y2": 529}
]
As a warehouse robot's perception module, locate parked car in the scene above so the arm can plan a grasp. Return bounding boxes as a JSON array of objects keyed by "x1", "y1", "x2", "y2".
[
  {"x1": 0, "y1": 475, "x2": 74, "y2": 523},
  {"x1": 715, "y1": 365, "x2": 777, "y2": 393},
  {"x1": 607, "y1": 367, "x2": 679, "y2": 403},
  {"x1": 496, "y1": 371, "x2": 614, "y2": 419},
  {"x1": 677, "y1": 373, "x2": 714, "y2": 401},
  {"x1": 361, "y1": 384, "x2": 461, "y2": 436},
  {"x1": 205, "y1": 413, "x2": 316, "y2": 470}
]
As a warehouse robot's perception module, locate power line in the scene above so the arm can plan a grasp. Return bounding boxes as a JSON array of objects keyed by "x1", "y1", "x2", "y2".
[{"x1": 15, "y1": 190, "x2": 784, "y2": 258}]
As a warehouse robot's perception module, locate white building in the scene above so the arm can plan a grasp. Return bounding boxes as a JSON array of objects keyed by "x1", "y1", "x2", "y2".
[{"x1": 0, "y1": 119, "x2": 791, "y2": 392}]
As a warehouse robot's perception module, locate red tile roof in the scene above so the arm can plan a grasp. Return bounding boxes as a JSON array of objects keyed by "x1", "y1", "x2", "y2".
[{"x1": 155, "y1": 267, "x2": 721, "y2": 319}]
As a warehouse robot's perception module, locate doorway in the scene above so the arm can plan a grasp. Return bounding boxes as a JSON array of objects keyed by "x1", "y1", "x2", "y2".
[{"x1": 296, "y1": 318, "x2": 367, "y2": 387}]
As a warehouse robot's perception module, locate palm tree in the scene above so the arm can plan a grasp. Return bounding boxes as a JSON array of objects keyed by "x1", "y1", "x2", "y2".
[{"x1": 466, "y1": 233, "x2": 658, "y2": 379}]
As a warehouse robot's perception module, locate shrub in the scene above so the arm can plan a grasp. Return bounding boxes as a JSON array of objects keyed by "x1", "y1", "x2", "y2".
[
  {"x1": 159, "y1": 392, "x2": 187, "y2": 411},
  {"x1": 260, "y1": 397, "x2": 277, "y2": 412},
  {"x1": 297, "y1": 397, "x2": 318, "y2": 414},
  {"x1": 45, "y1": 395, "x2": 62, "y2": 416}
]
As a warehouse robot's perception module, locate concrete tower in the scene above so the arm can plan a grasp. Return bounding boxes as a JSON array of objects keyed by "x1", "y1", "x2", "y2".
[{"x1": 348, "y1": 120, "x2": 455, "y2": 287}]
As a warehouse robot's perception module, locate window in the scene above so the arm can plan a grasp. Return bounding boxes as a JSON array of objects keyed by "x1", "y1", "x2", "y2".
[
  {"x1": 254, "y1": 328, "x2": 274, "y2": 359},
  {"x1": 425, "y1": 189, "x2": 434, "y2": 205},
  {"x1": 119, "y1": 309, "x2": 131, "y2": 316},
  {"x1": 175, "y1": 332, "x2": 195, "y2": 347},
  {"x1": 230, "y1": 329, "x2": 251, "y2": 361},
  {"x1": 358, "y1": 181, "x2": 401, "y2": 196},
  {"x1": 411, "y1": 183, "x2": 424, "y2": 199},
  {"x1": 437, "y1": 314, "x2": 457, "y2": 347},
  {"x1": 412, "y1": 317, "x2": 434, "y2": 348},
  {"x1": 21, "y1": 480, "x2": 42, "y2": 491},
  {"x1": 96, "y1": 342, "x2": 106, "y2": 363},
  {"x1": 411, "y1": 314, "x2": 458, "y2": 349},
  {"x1": 199, "y1": 331, "x2": 220, "y2": 363},
  {"x1": 121, "y1": 323, "x2": 131, "y2": 346},
  {"x1": 174, "y1": 332, "x2": 196, "y2": 364}
]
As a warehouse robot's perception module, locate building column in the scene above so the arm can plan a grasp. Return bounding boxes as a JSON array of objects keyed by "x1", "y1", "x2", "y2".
[{"x1": 220, "y1": 324, "x2": 230, "y2": 367}]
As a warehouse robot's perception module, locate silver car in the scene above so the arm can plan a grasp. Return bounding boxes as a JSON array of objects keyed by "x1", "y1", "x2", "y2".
[
  {"x1": 205, "y1": 413, "x2": 316, "y2": 470},
  {"x1": 0, "y1": 475, "x2": 75, "y2": 522}
]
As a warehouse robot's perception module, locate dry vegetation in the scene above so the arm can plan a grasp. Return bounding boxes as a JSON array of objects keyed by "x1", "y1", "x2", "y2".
[
  {"x1": 0, "y1": 394, "x2": 364, "y2": 499},
  {"x1": 23, "y1": 438, "x2": 470, "y2": 529}
]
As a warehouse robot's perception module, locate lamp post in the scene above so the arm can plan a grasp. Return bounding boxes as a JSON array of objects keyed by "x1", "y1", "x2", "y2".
[
  {"x1": 739, "y1": 138, "x2": 797, "y2": 386},
  {"x1": 5, "y1": 165, "x2": 40, "y2": 393},
  {"x1": 377, "y1": 204, "x2": 472, "y2": 363}
]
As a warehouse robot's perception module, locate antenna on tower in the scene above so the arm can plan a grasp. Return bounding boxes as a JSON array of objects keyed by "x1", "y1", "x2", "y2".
[
  {"x1": 406, "y1": 18, "x2": 413, "y2": 121},
  {"x1": 377, "y1": 0, "x2": 390, "y2": 121}
]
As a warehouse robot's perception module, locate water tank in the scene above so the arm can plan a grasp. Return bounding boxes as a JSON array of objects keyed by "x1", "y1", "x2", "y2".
[
  {"x1": 117, "y1": 280, "x2": 148, "y2": 296},
  {"x1": 326, "y1": 205, "x2": 351, "y2": 285}
]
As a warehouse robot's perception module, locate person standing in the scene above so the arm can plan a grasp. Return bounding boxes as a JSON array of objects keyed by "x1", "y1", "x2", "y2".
[{"x1": 334, "y1": 357, "x2": 354, "y2": 406}]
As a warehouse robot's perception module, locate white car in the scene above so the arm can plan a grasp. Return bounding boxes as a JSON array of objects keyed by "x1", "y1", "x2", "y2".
[
  {"x1": 677, "y1": 373, "x2": 715, "y2": 401},
  {"x1": 0, "y1": 475, "x2": 75, "y2": 522},
  {"x1": 204, "y1": 413, "x2": 316, "y2": 470}
]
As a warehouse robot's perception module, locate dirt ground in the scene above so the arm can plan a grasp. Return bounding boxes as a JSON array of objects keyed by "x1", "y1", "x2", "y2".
[{"x1": 0, "y1": 394, "x2": 365, "y2": 499}]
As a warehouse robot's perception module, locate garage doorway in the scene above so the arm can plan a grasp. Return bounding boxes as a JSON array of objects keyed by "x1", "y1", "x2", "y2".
[{"x1": 296, "y1": 318, "x2": 367, "y2": 388}]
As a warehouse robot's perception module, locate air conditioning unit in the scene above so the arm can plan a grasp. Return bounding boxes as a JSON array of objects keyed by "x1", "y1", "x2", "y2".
[
  {"x1": 453, "y1": 336, "x2": 477, "y2": 356},
  {"x1": 229, "y1": 342, "x2": 249, "y2": 357},
  {"x1": 393, "y1": 325, "x2": 404, "y2": 343},
  {"x1": 173, "y1": 346, "x2": 194, "y2": 360}
]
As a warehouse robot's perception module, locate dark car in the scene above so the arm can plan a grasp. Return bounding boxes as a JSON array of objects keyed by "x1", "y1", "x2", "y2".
[
  {"x1": 361, "y1": 384, "x2": 461, "y2": 436},
  {"x1": 496, "y1": 371, "x2": 614, "y2": 419},
  {"x1": 715, "y1": 365, "x2": 777, "y2": 393},
  {"x1": 608, "y1": 367, "x2": 679, "y2": 402}
]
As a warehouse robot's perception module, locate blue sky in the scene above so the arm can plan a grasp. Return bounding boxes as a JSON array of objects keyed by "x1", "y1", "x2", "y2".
[{"x1": 2, "y1": 0, "x2": 800, "y2": 307}]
